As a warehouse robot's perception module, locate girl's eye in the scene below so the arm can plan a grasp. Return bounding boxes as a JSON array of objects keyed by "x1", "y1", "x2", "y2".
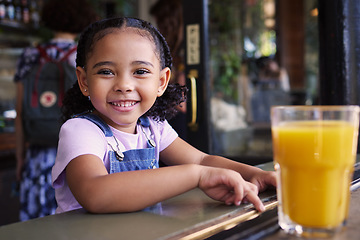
[
  {"x1": 97, "y1": 69, "x2": 114, "y2": 75},
  {"x1": 134, "y1": 69, "x2": 150, "y2": 75}
]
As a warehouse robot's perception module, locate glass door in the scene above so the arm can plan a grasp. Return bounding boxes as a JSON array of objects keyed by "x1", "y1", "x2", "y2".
[{"x1": 183, "y1": 0, "x2": 319, "y2": 165}]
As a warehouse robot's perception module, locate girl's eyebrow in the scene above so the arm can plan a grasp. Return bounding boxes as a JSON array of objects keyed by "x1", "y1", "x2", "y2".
[
  {"x1": 91, "y1": 60, "x2": 154, "y2": 69},
  {"x1": 92, "y1": 61, "x2": 115, "y2": 69},
  {"x1": 132, "y1": 60, "x2": 154, "y2": 68}
]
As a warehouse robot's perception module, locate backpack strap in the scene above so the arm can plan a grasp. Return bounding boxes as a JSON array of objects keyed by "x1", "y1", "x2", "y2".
[
  {"x1": 37, "y1": 45, "x2": 77, "y2": 63},
  {"x1": 60, "y1": 46, "x2": 77, "y2": 62},
  {"x1": 57, "y1": 46, "x2": 77, "y2": 105},
  {"x1": 37, "y1": 46, "x2": 52, "y2": 62}
]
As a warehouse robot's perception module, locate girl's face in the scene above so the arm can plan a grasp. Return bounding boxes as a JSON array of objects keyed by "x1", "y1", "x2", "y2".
[{"x1": 77, "y1": 29, "x2": 170, "y2": 133}]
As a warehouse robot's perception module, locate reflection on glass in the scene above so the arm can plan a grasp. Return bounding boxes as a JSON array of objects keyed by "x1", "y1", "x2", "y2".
[{"x1": 208, "y1": 0, "x2": 318, "y2": 161}]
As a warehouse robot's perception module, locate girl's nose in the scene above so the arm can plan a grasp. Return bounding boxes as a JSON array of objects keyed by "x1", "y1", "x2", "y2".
[{"x1": 114, "y1": 76, "x2": 134, "y2": 93}]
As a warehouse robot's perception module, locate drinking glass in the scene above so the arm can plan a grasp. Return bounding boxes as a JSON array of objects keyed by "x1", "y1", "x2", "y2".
[{"x1": 271, "y1": 105, "x2": 360, "y2": 237}]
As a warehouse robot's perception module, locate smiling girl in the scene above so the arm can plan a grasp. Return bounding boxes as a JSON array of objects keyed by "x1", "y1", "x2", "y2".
[{"x1": 52, "y1": 17, "x2": 276, "y2": 214}]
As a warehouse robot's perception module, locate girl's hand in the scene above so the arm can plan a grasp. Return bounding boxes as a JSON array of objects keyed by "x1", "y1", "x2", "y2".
[
  {"x1": 248, "y1": 170, "x2": 277, "y2": 193},
  {"x1": 198, "y1": 166, "x2": 265, "y2": 212}
]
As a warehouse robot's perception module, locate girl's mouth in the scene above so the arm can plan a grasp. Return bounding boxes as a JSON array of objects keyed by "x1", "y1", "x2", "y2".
[{"x1": 110, "y1": 101, "x2": 137, "y2": 107}]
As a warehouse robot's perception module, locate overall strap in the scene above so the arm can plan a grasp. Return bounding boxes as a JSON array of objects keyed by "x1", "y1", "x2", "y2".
[
  {"x1": 76, "y1": 114, "x2": 155, "y2": 162},
  {"x1": 76, "y1": 114, "x2": 151, "y2": 136},
  {"x1": 76, "y1": 113, "x2": 125, "y2": 160},
  {"x1": 138, "y1": 116, "x2": 156, "y2": 148},
  {"x1": 138, "y1": 116, "x2": 150, "y2": 127},
  {"x1": 76, "y1": 113, "x2": 113, "y2": 137}
]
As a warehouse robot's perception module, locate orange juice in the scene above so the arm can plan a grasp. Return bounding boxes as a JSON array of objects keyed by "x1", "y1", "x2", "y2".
[{"x1": 272, "y1": 120, "x2": 358, "y2": 228}]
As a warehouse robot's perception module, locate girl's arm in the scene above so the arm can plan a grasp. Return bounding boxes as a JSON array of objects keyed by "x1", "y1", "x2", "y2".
[
  {"x1": 66, "y1": 155, "x2": 200, "y2": 213},
  {"x1": 66, "y1": 149, "x2": 264, "y2": 213},
  {"x1": 160, "y1": 138, "x2": 277, "y2": 192}
]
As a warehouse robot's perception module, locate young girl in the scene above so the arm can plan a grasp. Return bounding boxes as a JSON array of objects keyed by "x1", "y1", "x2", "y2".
[{"x1": 52, "y1": 17, "x2": 276, "y2": 214}]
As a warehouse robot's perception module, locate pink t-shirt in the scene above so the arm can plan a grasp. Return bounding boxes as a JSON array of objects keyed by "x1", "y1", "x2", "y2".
[{"x1": 51, "y1": 117, "x2": 178, "y2": 213}]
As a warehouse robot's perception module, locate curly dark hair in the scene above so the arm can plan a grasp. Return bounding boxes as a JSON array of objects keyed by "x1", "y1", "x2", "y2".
[
  {"x1": 41, "y1": 0, "x2": 98, "y2": 34},
  {"x1": 62, "y1": 17, "x2": 187, "y2": 121}
]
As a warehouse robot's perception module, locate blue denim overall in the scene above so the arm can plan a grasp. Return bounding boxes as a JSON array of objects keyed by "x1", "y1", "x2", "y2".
[
  {"x1": 78, "y1": 114, "x2": 159, "y2": 173},
  {"x1": 77, "y1": 114, "x2": 162, "y2": 213}
]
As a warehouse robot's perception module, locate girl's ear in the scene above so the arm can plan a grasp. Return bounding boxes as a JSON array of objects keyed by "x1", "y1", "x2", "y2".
[
  {"x1": 76, "y1": 66, "x2": 89, "y2": 96},
  {"x1": 157, "y1": 67, "x2": 171, "y2": 97}
]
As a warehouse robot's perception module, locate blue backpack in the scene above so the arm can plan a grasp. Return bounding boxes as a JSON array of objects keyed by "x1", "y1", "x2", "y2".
[{"x1": 22, "y1": 45, "x2": 77, "y2": 146}]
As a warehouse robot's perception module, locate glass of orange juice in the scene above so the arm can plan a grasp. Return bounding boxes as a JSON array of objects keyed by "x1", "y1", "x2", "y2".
[{"x1": 271, "y1": 105, "x2": 360, "y2": 237}]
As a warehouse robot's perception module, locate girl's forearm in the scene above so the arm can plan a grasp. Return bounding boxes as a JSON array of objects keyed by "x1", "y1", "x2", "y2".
[
  {"x1": 77, "y1": 164, "x2": 202, "y2": 213},
  {"x1": 200, "y1": 154, "x2": 265, "y2": 181}
]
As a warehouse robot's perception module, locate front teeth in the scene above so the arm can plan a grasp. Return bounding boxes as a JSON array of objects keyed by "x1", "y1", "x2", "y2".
[{"x1": 112, "y1": 101, "x2": 136, "y2": 107}]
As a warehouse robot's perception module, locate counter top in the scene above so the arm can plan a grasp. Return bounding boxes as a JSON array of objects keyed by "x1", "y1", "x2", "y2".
[
  {"x1": 0, "y1": 188, "x2": 277, "y2": 240},
  {"x1": 1, "y1": 162, "x2": 360, "y2": 240}
]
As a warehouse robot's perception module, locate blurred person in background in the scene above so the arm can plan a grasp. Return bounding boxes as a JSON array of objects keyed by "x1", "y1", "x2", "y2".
[
  {"x1": 256, "y1": 56, "x2": 290, "y2": 92},
  {"x1": 14, "y1": 0, "x2": 97, "y2": 221}
]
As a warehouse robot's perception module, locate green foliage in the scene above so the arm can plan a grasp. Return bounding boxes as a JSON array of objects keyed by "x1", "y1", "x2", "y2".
[
  {"x1": 216, "y1": 51, "x2": 242, "y2": 101},
  {"x1": 209, "y1": 0, "x2": 243, "y2": 102}
]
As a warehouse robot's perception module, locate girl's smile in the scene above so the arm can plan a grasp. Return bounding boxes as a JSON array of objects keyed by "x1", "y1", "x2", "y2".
[
  {"x1": 109, "y1": 100, "x2": 138, "y2": 112},
  {"x1": 77, "y1": 28, "x2": 170, "y2": 133}
]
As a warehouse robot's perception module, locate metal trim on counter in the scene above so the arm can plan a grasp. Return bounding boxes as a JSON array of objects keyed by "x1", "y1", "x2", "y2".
[{"x1": 161, "y1": 191, "x2": 277, "y2": 240}]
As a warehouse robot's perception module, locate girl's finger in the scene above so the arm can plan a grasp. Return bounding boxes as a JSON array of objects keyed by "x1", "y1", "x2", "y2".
[{"x1": 245, "y1": 191, "x2": 265, "y2": 212}]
